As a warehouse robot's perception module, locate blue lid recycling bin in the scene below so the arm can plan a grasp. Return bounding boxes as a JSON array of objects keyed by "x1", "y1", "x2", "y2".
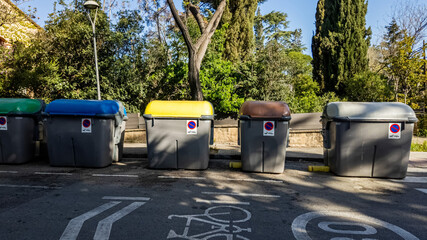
[{"x1": 45, "y1": 99, "x2": 127, "y2": 167}]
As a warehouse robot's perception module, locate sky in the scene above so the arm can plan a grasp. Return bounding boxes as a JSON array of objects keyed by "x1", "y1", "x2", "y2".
[{"x1": 18, "y1": 0, "x2": 410, "y2": 56}]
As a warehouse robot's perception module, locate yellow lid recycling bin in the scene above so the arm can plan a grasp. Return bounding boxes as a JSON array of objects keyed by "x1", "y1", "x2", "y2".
[{"x1": 143, "y1": 100, "x2": 214, "y2": 169}]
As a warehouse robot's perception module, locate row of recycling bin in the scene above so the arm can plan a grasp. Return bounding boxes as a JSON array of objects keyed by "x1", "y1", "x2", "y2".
[
  {"x1": 0, "y1": 99, "x2": 127, "y2": 167},
  {"x1": 0, "y1": 98, "x2": 418, "y2": 179}
]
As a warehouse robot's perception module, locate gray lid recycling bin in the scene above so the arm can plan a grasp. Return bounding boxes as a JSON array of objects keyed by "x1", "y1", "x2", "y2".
[
  {"x1": 45, "y1": 99, "x2": 127, "y2": 168},
  {"x1": 239, "y1": 101, "x2": 291, "y2": 173},
  {"x1": 143, "y1": 100, "x2": 214, "y2": 170},
  {"x1": 0, "y1": 98, "x2": 45, "y2": 164},
  {"x1": 322, "y1": 102, "x2": 418, "y2": 178}
]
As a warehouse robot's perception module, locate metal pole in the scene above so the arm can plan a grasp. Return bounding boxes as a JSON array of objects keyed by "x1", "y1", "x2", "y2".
[{"x1": 88, "y1": 8, "x2": 101, "y2": 100}]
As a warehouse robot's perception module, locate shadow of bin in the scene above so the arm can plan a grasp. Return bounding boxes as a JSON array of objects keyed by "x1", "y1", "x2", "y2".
[
  {"x1": 0, "y1": 98, "x2": 45, "y2": 164},
  {"x1": 322, "y1": 102, "x2": 418, "y2": 178},
  {"x1": 45, "y1": 99, "x2": 127, "y2": 168},
  {"x1": 239, "y1": 101, "x2": 291, "y2": 173},
  {"x1": 143, "y1": 100, "x2": 214, "y2": 170}
]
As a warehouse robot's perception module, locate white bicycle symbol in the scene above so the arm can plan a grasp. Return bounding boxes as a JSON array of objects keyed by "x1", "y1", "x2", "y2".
[{"x1": 167, "y1": 205, "x2": 252, "y2": 240}]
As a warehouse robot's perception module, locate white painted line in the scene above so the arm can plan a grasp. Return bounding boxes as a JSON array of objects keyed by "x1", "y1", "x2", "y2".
[
  {"x1": 102, "y1": 196, "x2": 151, "y2": 201},
  {"x1": 92, "y1": 174, "x2": 139, "y2": 178},
  {"x1": 0, "y1": 170, "x2": 18, "y2": 174},
  {"x1": 0, "y1": 184, "x2": 62, "y2": 190},
  {"x1": 195, "y1": 199, "x2": 250, "y2": 205},
  {"x1": 202, "y1": 192, "x2": 280, "y2": 198},
  {"x1": 158, "y1": 176, "x2": 207, "y2": 180},
  {"x1": 415, "y1": 188, "x2": 427, "y2": 194},
  {"x1": 60, "y1": 201, "x2": 121, "y2": 240},
  {"x1": 393, "y1": 177, "x2": 427, "y2": 183},
  {"x1": 35, "y1": 172, "x2": 73, "y2": 176},
  {"x1": 93, "y1": 202, "x2": 146, "y2": 240},
  {"x1": 221, "y1": 178, "x2": 283, "y2": 183},
  {"x1": 292, "y1": 211, "x2": 420, "y2": 240}
]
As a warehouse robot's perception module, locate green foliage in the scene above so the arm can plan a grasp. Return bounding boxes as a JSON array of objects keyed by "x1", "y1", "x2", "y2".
[
  {"x1": 312, "y1": 0, "x2": 371, "y2": 97},
  {"x1": 345, "y1": 71, "x2": 392, "y2": 102},
  {"x1": 221, "y1": 0, "x2": 258, "y2": 62},
  {"x1": 411, "y1": 141, "x2": 427, "y2": 152}
]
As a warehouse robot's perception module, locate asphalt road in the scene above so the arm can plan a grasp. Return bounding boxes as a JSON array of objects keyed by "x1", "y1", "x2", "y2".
[{"x1": 0, "y1": 158, "x2": 426, "y2": 240}]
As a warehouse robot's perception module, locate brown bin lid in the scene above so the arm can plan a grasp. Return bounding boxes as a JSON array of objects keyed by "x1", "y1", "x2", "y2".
[{"x1": 239, "y1": 101, "x2": 291, "y2": 118}]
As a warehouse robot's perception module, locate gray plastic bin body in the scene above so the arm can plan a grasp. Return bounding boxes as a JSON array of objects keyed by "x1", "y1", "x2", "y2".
[
  {"x1": 45, "y1": 100, "x2": 127, "y2": 168},
  {"x1": 0, "y1": 99, "x2": 44, "y2": 164},
  {"x1": 239, "y1": 101, "x2": 291, "y2": 174},
  {"x1": 0, "y1": 117, "x2": 37, "y2": 164},
  {"x1": 46, "y1": 117, "x2": 115, "y2": 167},
  {"x1": 322, "y1": 102, "x2": 417, "y2": 178},
  {"x1": 144, "y1": 117, "x2": 212, "y2": 169}
]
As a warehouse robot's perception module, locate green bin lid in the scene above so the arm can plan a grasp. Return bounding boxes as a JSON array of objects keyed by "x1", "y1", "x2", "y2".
[{"x1": 0, "y1": 98, "x2": 43, "y2": 115}]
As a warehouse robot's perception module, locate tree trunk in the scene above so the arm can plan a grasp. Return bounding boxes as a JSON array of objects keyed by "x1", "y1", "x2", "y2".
[
  {"x1": 167, "y1": 0, "x2": 226, "y2": 101},
  {"x1": 188, "y1": 50, "x2": 204, "y2": 100}
]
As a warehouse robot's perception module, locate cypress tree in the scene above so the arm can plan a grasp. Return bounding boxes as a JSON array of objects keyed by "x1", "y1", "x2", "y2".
[
  {"x1": 222, "y1": 0, "x2": 258, "y2": 62},
  {"x1": 312, "y1": 0, "x2": 371, "y2": 96}
]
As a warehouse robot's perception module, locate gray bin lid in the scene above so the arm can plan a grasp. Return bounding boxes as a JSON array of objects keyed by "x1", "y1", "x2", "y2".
[{"x1": 323, "y1": 102, "x2": 418, "y2": 122}]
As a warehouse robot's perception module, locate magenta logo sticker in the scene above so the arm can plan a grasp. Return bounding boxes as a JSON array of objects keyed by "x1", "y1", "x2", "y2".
[
  {"x1": 82, "y1": 118, "x2": 92, "y2": 133},
  {"x1": 187, "y1": 121, "x2": 196, "y2": 130},
  {"x1": 83, "y1": 119, "x2": 91, "y2": 128},
  {"x1": 390, "y1": 124, "x2": 400, "y2": 133},
  {"x1": 264, "y1": 121, "x2": 274, "y2": 131},
  {"x1": 0, "y1": 116, "x2": 7, "y2": 131},
  {"x1": 263, "y1": 121, "x2": 275, "y2": 136},
  {"x1": 0, "y1": 117, "x2": 6, "y2": 125},
  {"x1": 388, "y1": 123, "x2": 401, "y2": 139},
  {"x1": 187, "y1": 120, "x2": 197, "y2": 135}
]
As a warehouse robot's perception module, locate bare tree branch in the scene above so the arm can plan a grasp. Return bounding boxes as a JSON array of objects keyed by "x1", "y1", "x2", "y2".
[
  {"x1": 188, "y1": 2, "x2": 205, "y2": 34},
  {"x1": 166, "y1": 0, "x2": 194, "y2": 52},
  {"x1": 195, "y1": 0, "x2": 226, "y2": 50}
]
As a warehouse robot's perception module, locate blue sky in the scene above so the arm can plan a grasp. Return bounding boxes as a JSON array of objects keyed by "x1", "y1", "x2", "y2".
[{"x1": 20, "y1": 0, "x2": 405, "y2": 56}]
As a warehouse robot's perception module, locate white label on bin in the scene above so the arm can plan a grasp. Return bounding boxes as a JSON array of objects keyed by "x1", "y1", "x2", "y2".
[
  {"x1": 263, "y1": 121, "x2": 275, "y2": 136},
  {"x1": 0, "y1": 116, "x2": 7, "y2": 130},
  {"x1": 187, "y1": 120, "x2": 197, "y2": 135},
  {"x1": 388, "y1": 123, "x2": 401, "y2": 139},
  {"x1": 82, "y1": 118, "x2": 92, "y2": 133}
]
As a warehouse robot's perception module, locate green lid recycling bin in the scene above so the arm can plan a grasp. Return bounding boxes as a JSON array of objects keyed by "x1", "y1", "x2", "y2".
[
  {"x1": 0, "y1": 98, "x2": 45, "y2": 164},
  {"x1": 322, "y1": 102, "x2": 418, "y2": 178},
  {"x1": 143, "y1": 100, "x2": 214, "y2": 170},
  {"x1": 45, "y1": 99, "x2": 128, "y2": 168},
  {"x1": 239, "y1": 101, "x2": 291, "y2": 173}
]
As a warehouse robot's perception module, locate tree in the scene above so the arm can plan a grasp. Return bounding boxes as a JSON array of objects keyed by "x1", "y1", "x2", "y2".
[
  {"x1": 166, "y1": 0, "x2": 227, "y2": 100},
  {"x1": 312, "y1": 0, "x2": 371, "y2": 97},
  {"x1": 221, "y1": 0, "x2": 258, "y2": 62}
]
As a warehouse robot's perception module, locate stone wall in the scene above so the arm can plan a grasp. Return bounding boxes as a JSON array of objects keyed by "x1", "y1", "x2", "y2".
[{"x1": 124, "y1": 113, "x2": 324, "y2": 147}]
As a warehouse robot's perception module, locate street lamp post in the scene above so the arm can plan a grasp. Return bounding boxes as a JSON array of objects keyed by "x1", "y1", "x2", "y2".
[{"x1": 84, "y1": 0, "x2": 101, "y2": 100}]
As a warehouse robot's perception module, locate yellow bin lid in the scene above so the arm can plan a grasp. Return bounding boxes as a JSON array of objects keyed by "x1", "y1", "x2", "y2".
[{"x1": 144, "y1": 100, "x2": 214, "y2": 118}]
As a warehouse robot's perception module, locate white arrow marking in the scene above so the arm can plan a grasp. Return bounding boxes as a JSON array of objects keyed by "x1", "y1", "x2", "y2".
[
  {"x1": 416, "y1": 188, "x2": 427, "y2": 194},
  {"x1": 60, "y1": 201, "x2": 121, "y2": 240},
  {"x1": 93, "y1": 202, "x2": 146, "y2": 240}
]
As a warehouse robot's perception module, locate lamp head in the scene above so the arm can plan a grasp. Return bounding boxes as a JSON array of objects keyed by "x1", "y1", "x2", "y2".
[{"x1": 84, "y1": 0, "x2": 99, "y2": 10}]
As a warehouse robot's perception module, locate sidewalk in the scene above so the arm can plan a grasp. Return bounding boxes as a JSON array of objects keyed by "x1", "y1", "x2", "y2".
[{"x1": 123, "y1": 143, "x2": 427, "y2": 168}]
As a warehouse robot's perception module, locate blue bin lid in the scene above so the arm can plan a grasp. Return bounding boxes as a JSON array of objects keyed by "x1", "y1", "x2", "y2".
[{"x1": 46, "y1": 99, "x2": 125, "y2": 117}]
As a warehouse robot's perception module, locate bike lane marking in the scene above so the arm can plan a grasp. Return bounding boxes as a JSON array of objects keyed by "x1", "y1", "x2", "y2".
[
  {"x1": 0, "y1": 171, "x2": 18, "y2": 174},
  {"x1": 35, "y1": 172, "x2": 73, "y2": 176},
  {"x1": 60, "y1": 201, "x2": 121, "y2": 240},
  {"x1": 415, "y1": 188, "x2": 427, "y2": 194},
  {"x1": 393, "y1": 177, "x2": 427, "y2": 183},
  {"x1": 93, "y1": 202, "x2": 146, "y2": 240},
  {"x1": 0, "y1": 184, "x2": 61, "y2": 189},
  {"x1": 195, "y1": 199, "x2": 250, "y2": 205},
  {"x1": 202, "y1": 192, "x2": 280, "y2": 198},
  {"x1": 102, "y1": 196, "x2": 151, "y2": 201},
  {"x1": 92, "y1": 174, "x2": 139, "y2": 178},
  {"x1": 292, "y1": 211, "x2": 420, "y2": 240}
]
